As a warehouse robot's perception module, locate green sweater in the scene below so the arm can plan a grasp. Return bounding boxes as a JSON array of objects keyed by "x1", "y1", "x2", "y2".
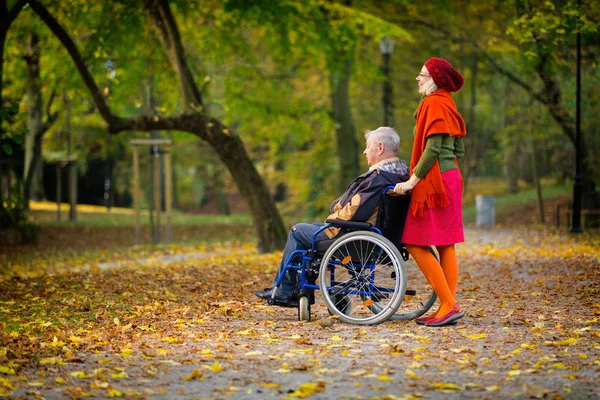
[{"x1": 413, "y1": 134, "x2": 465, "y2": 179}]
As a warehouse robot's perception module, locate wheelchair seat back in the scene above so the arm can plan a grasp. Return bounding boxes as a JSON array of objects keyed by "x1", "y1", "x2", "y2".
[{"x1": 375, "y1": 192, "x2": 410, "y2": 248}]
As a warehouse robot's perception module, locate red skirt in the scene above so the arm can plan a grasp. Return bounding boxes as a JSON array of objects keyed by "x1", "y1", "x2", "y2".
[{"x1": 401, "y1": 169, "x2": 464, "y2": 246}]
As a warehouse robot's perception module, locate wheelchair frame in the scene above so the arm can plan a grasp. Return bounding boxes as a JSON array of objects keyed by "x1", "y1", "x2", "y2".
[{"x1": 269, "y1": 185, "x2": 437, "y2": 325}]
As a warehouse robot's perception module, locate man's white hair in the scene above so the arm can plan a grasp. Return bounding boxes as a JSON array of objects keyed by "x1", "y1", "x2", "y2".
[{"x1": 364, "y1": 127, "x2": 400, "y2": 153}]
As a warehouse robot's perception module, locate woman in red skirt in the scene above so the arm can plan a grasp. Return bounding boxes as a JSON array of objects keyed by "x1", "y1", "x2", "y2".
[{"x1": 393, "y1": 58, "x2": 467, "y2": 327}]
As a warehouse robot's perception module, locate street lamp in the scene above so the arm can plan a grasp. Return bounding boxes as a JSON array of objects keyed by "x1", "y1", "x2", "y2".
[
  {"x1": 379, "y1": 36, "x2": 394, "y2": 127},
  {"x1": 570, "y1": 0, "x2": 583, "y2": 233}
]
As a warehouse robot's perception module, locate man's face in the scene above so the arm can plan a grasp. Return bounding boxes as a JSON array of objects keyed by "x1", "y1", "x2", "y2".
[{"x1": 363, "y1": 136, "x2": 382, "y2": 167}]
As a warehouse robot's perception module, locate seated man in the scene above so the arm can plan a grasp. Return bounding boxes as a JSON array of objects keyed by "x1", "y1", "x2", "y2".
[{"x1": 255, "y1": 127, "x2": 409, "y2": 307}]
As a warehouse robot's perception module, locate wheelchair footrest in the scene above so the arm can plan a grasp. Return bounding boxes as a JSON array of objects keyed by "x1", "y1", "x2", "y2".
[
  {"x1": 405, "y1": 289, "x2": 417, "y2": 296},
  {"x1": 267, "y1": 297, "x2": 299, "y2": 308}
]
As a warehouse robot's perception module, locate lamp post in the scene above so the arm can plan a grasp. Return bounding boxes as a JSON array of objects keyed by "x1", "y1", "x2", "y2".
[
  {"x1": 570, "y1": 0, "x2": 583, "y2": 233},
  {"x1": 379, "y1": 36, "x2": 394, "y2": 127},
  {"x1": 103, "y1": 59, "x2": 116, "y2": 211}
]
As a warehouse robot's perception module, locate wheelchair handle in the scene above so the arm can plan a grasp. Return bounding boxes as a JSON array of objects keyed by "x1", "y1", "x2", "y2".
[{"x1": 383, "y1": 185, "x2": 410, "y2": 196}]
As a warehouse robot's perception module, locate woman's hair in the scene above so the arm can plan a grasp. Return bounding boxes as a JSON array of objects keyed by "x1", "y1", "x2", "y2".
[{"x1": 364, "y1": 127, "x2": 400, "y2": 153}]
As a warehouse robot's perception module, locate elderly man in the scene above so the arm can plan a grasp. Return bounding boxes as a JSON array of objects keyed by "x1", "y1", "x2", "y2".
[{"x1": 255, "y1": 127, "x2": 409, "y2": 307}]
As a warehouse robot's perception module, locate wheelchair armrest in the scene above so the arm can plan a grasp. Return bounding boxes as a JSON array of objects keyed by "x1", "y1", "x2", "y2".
[{"x1": 325, "y1": 219, "x2": 372, "y2": 229}]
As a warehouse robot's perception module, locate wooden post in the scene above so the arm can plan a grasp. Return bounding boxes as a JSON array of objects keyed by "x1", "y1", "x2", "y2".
[
  {"x1": 56, "y1": 163, "x2": 62, "y2": 222},
  {"x1": 133, "y1": 147, "x2": 140, "y2": 245},
  {"x1": 68, "y1": 161, "x2": 77, "y2": 221},
  {"x1": 164, "y1": 147, "x2": 173, "y2": 243},
  {"x1": 129, "y1": 139, "x2": 172, "y2": 245},
  {"x1": 152, "y1": 146, "x2": 161, "y2": 243}
]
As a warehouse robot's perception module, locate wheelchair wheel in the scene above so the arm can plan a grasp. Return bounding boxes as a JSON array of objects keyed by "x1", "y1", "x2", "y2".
[
  {"x1": 319, "y1": 231, "x2": 406, "y2": 325},
  {"x1": 327, "y1": 292, "x2": 353, "y2": 316},
  {"x1": 298, "y1": 296, "x2": 311, "y2": 321},
  {"x1": 385, "y1": 246, "x2": 437, "y2": 321}
]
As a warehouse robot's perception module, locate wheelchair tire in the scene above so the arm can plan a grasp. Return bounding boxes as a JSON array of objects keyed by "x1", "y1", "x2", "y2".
[
  {"x1": 376, "y1": 246, "x2": 438, "y2": 321},
  {"x1": 298, "y1": 296, "x2": 311, "y2": 322},
  {"x1": 319, "y1": 231, "x2": 406, "y2": 325},
  {"x1": 327, "y1": 292, "x2": 353, "y2": 316}
]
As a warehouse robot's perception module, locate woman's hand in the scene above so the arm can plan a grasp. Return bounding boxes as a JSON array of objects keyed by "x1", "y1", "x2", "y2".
[
  {"x1": 393, "y1": 181, "x2": 414, "y2": 195},
  {"x1": 393, "y1": 174, "x2": 421, "y2": 195}
]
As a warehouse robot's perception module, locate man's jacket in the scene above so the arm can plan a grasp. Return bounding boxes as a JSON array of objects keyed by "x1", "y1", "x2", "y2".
[{"x1": 324, "y1": 158, "x2": 409, "y2": 238}]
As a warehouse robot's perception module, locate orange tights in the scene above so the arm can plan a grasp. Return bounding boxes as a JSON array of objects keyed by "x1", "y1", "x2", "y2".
[{"x1": 406, "y1": 244, "x2": 459, "y2": 318}]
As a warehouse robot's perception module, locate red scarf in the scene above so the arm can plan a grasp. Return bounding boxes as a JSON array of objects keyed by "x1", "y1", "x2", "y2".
[{"x1": 410, "y1": 90, "x2": 467, "y2": 216}]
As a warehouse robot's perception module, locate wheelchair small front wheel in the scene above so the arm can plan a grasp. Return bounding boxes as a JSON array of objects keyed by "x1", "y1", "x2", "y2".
[{"x1": 298, "y1": 296, "x2": 311, "y2": 321}]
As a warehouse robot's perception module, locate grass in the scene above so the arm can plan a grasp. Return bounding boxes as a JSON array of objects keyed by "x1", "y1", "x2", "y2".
[
  {"x1": 463, "y1": 181, "x2": 571, "y2": 224},
  {"x1": 28, "y1": 201, "x2": 252, "y2": 227}
]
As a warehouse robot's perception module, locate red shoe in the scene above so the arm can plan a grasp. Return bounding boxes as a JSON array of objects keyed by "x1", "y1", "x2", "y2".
[
  {"x1": 416, "y1": 315, "x2": 457, "y2": 326},
  {"x1": 425, "y1": 304, "x2": 465, "y2": 327}
]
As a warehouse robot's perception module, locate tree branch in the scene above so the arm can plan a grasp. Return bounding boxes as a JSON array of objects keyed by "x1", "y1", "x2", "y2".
[
  {"x1": 27, "y1": 0, "x2": 117, "y2": 126},
  {"x1": 7, "y1": 0, "x2": 27, "y2": 22},
  {"x1": 411, "y1": 16, "x2": 546, "y2": 104},
  {"x1": 141, "y1": 0, "x2": 204, "y2": 109}
]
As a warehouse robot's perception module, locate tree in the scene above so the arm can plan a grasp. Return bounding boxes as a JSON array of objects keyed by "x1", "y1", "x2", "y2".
[
  {"x1": 27, "y1": 0, "x2": 287, "y2": 252},
  {"x1": 23, "y1": 30, "x2": 59, "y2": 205}
]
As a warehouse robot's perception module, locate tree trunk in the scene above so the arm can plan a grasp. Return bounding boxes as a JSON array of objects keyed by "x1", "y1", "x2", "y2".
[
  {"x1": 461, "y1": 54, "x2": 478, "y2": 194},
  {"x1": 29, "y1": 0, "x2": 287, "y2": 252},
  {"x1": 529, "y1": 137, "x2": 545, "y2": 224},
  {"x1": 330, "y1": 56, "x2": 359, "y2": 193}
]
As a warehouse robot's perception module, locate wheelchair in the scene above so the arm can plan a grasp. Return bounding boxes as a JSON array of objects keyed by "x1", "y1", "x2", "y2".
[{"x1": 269, "y1": 185, "x2": 438, "y2": 325}]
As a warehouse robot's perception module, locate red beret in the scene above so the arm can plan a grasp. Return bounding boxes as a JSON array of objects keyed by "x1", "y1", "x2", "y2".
[{"x1": 425, "y1": 58, "x2": 464, "y2": 92}]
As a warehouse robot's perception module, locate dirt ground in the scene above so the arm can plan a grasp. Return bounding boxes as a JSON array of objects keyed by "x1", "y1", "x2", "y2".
[{"x1": 1, "y1": 228, "x2": 599, "y2": 399}]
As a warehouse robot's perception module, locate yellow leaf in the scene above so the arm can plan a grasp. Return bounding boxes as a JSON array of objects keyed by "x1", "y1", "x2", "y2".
[
  {"x1": 183, "y1": 369, "x2": 205, "y2": 381},
  {"x1": 69, "y1": 336, "x2": 84, "y2": 344},
  {"x1": 110, "y1": 371, "x2": 128, "y2": 379},
  {"x1": 245, "y1": 351, "x2": 263, "y2": 356},
  {"x1": 466, "y1": 334, "x2": 486, "y2": 339},
  {"x1": 40, "y1": 357, "x2": 64, "y2": 365},
  {"x1": 379, "y1": 372, "x2": 394, "y2": 381},
  {"x1": 113, "y1": 318, "x2": 120, "y2": 326},
  {"x1": 237, "y1": 329, "x2": 253, "y2": 335},
  {"x1": 485, "y1": 385, "x2": 500, "y2": 391},
  {"x1": 521, "y1": 343, "x2": 535, "y2": 350},
  {"x1": 431, "y1": 382, "x2": 460, "y2": 390},
  {"x1": 161, "y1": 336, "x2": 181, "y2": 344},
  {"x1": 259, "y1": 383, "x2": 281, "y2": 389},
  {"x1": 27, "y1": 381, "x2": 45, "y2": 387},
  {"x1": 119, "y1": 348, "x2": 132, "y2": 358},
  {"x1": 69, "y1": 371, "x2": 90, "y2": 379},
  {"x1": 290, "y1": 334, "x2": 302, "y2": 340},
  {"x1": 405, "y1": 369, "x2": 419, "y2": 380},
  {"x1": 350, "y1": 370, "x2": 367, "y2": 376},
  {"x1": 544, "y1": 338, "x2": 576, "y2": 346},
  {"x1": 206, "y1": 361, "x2": 224, "y2": 373},
  {"x1": 288, "y1": 381, "x2": 326, "y2": 398},
  {"x1": 55, "y1": 377, "x2": 65, "y2": 384},
  {"x1": 0, "y1": 366, "x2": 15, "y2": 376},
  {"x1": 330, "y1": 335, "x2": 344, "y2": 342},
  {"x1": 508, "y1": 370, "x2": 521, "y2": 377},
  {"x1": 50, "y1": 336, "x2": 66, "y2": 348},
  {"x1": 106, "y1": 389, "x2": 123, "y2": 397}
]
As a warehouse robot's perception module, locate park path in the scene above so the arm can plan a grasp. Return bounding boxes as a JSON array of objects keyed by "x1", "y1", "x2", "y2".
[{"x1": 6, "y1": 227, "x2": 600, "y2": 399}]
